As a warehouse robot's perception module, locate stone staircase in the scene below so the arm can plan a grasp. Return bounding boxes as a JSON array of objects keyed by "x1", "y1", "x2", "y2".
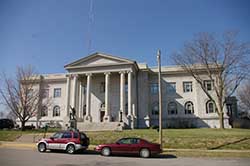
[{"x1": 77, "y1": 122, "x2": 124, "y2": 131}]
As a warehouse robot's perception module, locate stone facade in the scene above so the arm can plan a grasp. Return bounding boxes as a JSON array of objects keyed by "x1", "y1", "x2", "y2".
[{"x1": 20, "y1": 52, "x2": 232, "y2": 130}]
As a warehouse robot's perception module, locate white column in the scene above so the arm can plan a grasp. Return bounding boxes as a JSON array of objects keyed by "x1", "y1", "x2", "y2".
[
  {"x1": 65, "y1": 75, "x2": 71, "y2": 116},
  {"x1": 71, "y1": 74, "x2": 78, "y2": 109},
  {"x1": 78, "y1": 80, "x2": 83, "y2": 119},
  {"x1": 119, "y1": 71, "x2": 125, "y2": 122},
  {"x1": 85, "y1": 73, "x2": 92, "y2": 122},
  {"x1": 104, "y1": 72, "x2": 111, "y2": 122},
  {"x1": 127, "y1": 71, "x2": 132, "y2": 117}
]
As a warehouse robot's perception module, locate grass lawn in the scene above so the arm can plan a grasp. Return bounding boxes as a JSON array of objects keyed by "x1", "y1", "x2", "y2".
[
  {"x1": 85, "y1": 128, "x2": 250, "y2": 150},
  {"x1": 1, "y1": 128, "x2": 250, "y2": 150},
  {"x1": 0, "y1": 128, "x2": 60, "y2": 141}
]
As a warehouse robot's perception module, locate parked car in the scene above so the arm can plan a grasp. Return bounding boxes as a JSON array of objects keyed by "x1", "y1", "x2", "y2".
[
  {"x1": 0, "y1": 118, "x2": 14, "y2": 129},
  {"x1": 37, "y1": 130, "x2": 89, "y2": 154},
  {"x1": 95, "y1": 137, "x2": 162, "y2": 158}
]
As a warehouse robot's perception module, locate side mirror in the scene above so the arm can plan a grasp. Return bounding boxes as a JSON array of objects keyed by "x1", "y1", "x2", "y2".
[
  {"x1": 116, "y1": 142, "x2": 120, "y2": 145},
  {"x1": 50, "y1": 137, "x2": 54, "y2": 140}
]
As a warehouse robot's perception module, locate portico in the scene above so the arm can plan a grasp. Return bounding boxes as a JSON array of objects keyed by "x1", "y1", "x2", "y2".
[{"x1": 64, "y1": 53, "x2": 138, "y2": 129}]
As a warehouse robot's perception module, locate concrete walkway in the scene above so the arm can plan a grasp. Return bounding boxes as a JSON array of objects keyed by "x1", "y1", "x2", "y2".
[
  {"x1": 1, "y1": 133, "x2": 250, "y2": 155},
  {"x1": 1, "y1": 140, "x2": 250, "y2": 154}
]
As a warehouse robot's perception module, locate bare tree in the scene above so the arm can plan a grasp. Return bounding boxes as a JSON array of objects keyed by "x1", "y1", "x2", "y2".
[
  {"x1": 0, "y1": 66, "x2": 49, "y2": 130},
  {"x1": 238, "y1": 80, "x2": 250, "y2": 115},
  {"x1": 172, "y1": 31, "x2": 250, "y2": 129}
]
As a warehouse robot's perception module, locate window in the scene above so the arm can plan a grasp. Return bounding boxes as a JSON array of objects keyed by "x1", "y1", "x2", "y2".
[
  {"x1": 52, "y1": 132, "x2": 63, "y2": 139},
  {"x1": 53, "y1": 105, "x2": 60, "y2": 116},
  {"x1": 150, "y1": 83, "x2": 158, "y2": 94},
  {"x1": 118, "y1": 138, "x2": 133, "y2": 144},
  {"x1": 183, "y1": 82, "x2": 192, "y2": 92},
  {"x1": 152, "y1": 102, "x2": 159, "y2": 115},
  {"x1": 166, "y1": 82, "x2": 176, "y2": 94},
  {"x1": 168, "y1": 102, "x2": 177, "y2": 114},
  {"x1": 73, "y1": 132, "x2": 78, "y2": 138},
  {"x1": 206, "y1": 100, "x2": 216, "y2": 113},
  {"x1": 27, "y1": 89, "x2": 33, "y2": 98},
  {"x1": 185, "y1": 101, "x2": 194, "y2": 114},
  {"x1": 41, "y1": 106, "x2": 48, "y2": 117},
  {"x1": 100, "y1": 82, "x2": 105, "y2": 93},
  {"x1": 62, "y1": 132, "x2": 72, "y2": 139},
  {"x1": 125, "y1": 84, "x2": 128, "y2": 93},
  {"x1": 204, "y1": 80, "x2": 214, "y2": 91},
  {"x1": 42, "y1": 89, "x2": 49, "y2": 98},
  {"x1": 82, "y1": 85, "x2": 86, "y2": 94},
  {"x1": 54, "y1": 88, "x2": 61, "y2": 98}
]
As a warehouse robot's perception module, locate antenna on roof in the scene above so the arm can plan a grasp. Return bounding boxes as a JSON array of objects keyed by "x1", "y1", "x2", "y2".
[{"x1": 86, "y1": 0, "x2": 94, "y2": 54}]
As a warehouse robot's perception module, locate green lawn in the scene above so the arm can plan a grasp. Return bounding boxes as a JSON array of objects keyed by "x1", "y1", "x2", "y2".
[
  {"x1": 0, "y1": 128, "x2": 60, "y2": 141},
  {"x1": 85, "y1": 128, "x2": 250, "y2": 150},
  {"x1": 1, "y1": 128, "x2": 250, "y2": 150}
]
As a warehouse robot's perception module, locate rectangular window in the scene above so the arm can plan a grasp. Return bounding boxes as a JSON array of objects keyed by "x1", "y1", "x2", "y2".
[
  {"x1": 183, "y1": 82, "x2": 192, "y2": 92},
  {"x1": 204, "y1": 80, "x2": 214, "y2": 91},
  {"x1": 150, "y1": 83, "x2": 158, "y2": 94},
  {"x1": 166, "y1": 82, "x2": 176, "y2": 94},
  {"x1": 54, "y1": 88, "x2": 61, "y2": 98}
]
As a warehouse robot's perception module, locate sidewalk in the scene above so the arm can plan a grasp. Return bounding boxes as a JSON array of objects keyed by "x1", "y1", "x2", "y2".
[{"x1": 1, "y1": 141, "x2": 250, "y2": 154}]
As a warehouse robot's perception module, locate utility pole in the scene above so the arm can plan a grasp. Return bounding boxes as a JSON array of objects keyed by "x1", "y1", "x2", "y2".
[{"x1": 157, "y1": 49, "x2": 163, "y2": 149}]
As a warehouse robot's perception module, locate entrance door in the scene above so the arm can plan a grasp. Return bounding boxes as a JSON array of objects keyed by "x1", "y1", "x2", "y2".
[
  {"x1": 100, "y1": 111, "x2": 105, "y2": 122},
  {"x1": 100, "y1": 103, "x2": 105, "y2": 122}
]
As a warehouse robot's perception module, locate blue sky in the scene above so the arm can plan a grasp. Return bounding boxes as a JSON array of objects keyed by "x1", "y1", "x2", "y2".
[{"x1": 0, "y1": 0, "x2": 250, "y2": 76}]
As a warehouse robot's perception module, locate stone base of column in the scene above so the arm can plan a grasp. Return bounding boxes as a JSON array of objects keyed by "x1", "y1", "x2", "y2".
[
  {"x1": 127, "y1": 115, "x2": 134, "y2": 129},
  {"x1": 84, "y1": 115, "x2": 92, "y2": 122},
  {"x1": 144, "y1": 115, "x2": 150, "y2": 128},
  {"x1": 103, "y1": 115, "x2": 111, "y2": 122}
]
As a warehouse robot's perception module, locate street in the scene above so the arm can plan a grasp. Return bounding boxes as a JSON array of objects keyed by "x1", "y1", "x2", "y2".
[{"x1": 0, "y1": 148, "x2": 249, "y2": 166}]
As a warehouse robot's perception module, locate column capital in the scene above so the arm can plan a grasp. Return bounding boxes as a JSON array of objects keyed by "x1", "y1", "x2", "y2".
[
  {"x1": 127, "y1": 70, "x2": 133, "y2": 74},
  {"x1": 104, "y1": 72, "x2": 111, "y2": 75},
  {"x1": 85, "y1": 73, "x2": 92, "y2": 77},
  {"x1": 119, "y1": 71, "x2": 126, "y2": 74},
  {"x1": 67, "y1": 74, "x2": 78, "y2": 79}
]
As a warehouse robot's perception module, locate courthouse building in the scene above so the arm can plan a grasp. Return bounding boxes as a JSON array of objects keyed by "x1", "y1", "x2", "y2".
[{"x1": 22, "y1": 52, "x2": 234, "y2": 130}]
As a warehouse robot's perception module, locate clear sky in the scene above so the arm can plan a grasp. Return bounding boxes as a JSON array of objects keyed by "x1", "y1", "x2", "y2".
[{"x1": 0, "y1": 0, "x2": 250, "y2": 75}]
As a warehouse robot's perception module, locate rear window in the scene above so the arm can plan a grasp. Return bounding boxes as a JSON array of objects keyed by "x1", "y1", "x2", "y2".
[
  {"x1": 73, "y1": 132, "x2": 78, "y2": 138},
  {"x1": 80, "y1": 133, "x2": 86, "y2": 139}
]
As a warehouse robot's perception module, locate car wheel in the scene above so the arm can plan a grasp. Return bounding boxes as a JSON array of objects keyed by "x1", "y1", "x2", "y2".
[
  {"x1": 38, "y1": 143, "x2": 46, "y2": 152},
  {"x1": 101, "y1": 147, "x2": 111, "y2": 156},
  {"x1": 140, "y1": 148, "x2": 150, "y2": 158},
  {"x1": 66, "y1": 144, "x2": 75, "y2": 154}
]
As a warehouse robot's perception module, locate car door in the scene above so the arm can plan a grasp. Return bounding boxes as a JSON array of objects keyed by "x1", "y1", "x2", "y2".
[
  {"x1": 130, "y1": 138, "x2": 141, "y2": 153},
  {"x1": 58, "y1": 132, "x2": 72, "y2": 150},
  {"x1": 113, "y1": 138, "x2": 132, "y2": 154},
  {"x1": 48, "y1": 132, "x2": 63, "y2": 150}
]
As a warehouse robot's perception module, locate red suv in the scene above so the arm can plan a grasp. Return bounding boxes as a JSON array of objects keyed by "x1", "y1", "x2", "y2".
[{"x1": 37, "y1": 130, "x2": 89, "y2": 154}]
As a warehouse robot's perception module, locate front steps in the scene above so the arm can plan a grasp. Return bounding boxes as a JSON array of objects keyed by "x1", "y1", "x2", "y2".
[{"x1": 77, "y1": 122, "x2": 124, "y2": 131}]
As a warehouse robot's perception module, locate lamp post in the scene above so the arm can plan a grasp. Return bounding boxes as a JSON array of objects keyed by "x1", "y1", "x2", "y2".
[{"x1": 157, "y1": 49, "x2": 163, "y2": 149}]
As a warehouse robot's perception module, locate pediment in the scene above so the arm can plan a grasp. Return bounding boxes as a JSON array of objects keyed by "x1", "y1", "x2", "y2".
[{"x1": 65, "y1": 52, "x2": 135, "y2": 69}]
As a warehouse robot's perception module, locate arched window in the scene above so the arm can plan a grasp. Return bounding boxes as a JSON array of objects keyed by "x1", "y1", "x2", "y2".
[
  {"x1": 168, "y1": 102, "x2": 177, "y2": 114},
  {"x1": 152, "y1": 102, "x2": 159, "y2": 115},
  {"x1": 185, "y1": 101, "x2": 194, "y2": 114},
  {"x1": 53, "y1": 105, "x2": 60, "y2": 117},
  {"x1": 41, "y1": 106, "x2": 48, "y2": 117},
  {"x1": 206, "y1": 100, "x2": 215, "y2": 113}
]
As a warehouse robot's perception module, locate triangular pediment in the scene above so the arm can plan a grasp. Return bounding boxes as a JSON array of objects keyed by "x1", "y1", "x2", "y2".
[{"x1": 64, "y1": 52, "x2": 135, "y2": 69}]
